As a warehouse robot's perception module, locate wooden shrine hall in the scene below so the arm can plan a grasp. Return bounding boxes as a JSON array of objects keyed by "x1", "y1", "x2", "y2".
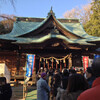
[{"x1": 0, "y1": 8, "x2": 100, "y2": 79}]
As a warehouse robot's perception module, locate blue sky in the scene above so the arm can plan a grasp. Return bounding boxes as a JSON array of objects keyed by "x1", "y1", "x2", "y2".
[{"x1": 0, "y1": 0, "x2": 91, "y2": 18}]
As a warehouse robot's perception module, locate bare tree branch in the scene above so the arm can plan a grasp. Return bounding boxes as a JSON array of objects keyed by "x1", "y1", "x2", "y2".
[
  {"x1": 0, "y1": 0, "x2": 16, "y2": 10},
  {"x1": 0, "y1": 14, "x2": 15, "y2": 22},
  {"x1": 63, "y1": 4, "x2": 92, "y2": 24}
]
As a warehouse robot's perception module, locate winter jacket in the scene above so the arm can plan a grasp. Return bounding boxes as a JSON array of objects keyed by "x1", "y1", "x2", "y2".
[
  {"x1": 60, "y1": 90, "x2": 83, "y2": 100},
  {"x1": 77, "y1": 77, "x2": 100, "y2": 100},
  {"x1": 87, "y1": 76, "x2": 95, "y2": 88},
  {"x1": 37, "y1": 78, "x2": 50, "y2": 100},
  {"x1": 61, "y1": 76, "x2": 68, "y2": 89}
]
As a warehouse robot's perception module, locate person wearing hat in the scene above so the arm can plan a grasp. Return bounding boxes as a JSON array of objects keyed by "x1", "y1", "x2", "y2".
[
  {"x1": 77, "y1": 58, "x2": 100, "y2": 100},
  {"x1": 37, "y1": 72, "x2": 50, "y2": 100}
]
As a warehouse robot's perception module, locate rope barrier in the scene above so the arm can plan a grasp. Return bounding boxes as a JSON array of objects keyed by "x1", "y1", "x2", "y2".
[{"x1": 39, "y1": 53, "x2": 72, "y2": 62}]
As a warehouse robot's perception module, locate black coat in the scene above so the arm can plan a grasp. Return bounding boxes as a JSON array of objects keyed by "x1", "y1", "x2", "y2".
[
  {"x1": 0, "y1": 84, "x2": 12, "y2": 100},
  {"x1": 61, "y1": 76, "x2": 68, "y2": 89}
]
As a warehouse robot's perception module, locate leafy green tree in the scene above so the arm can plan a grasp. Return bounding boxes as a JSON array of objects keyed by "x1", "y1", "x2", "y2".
[{"x1": 84, "y1": 1, "x2": 100, "y2": 36}]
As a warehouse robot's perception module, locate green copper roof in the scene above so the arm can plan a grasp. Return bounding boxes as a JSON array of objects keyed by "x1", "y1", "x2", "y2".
[
  {"x1": 0, "y1": 20, "x2": 95, "y2": 38},
  {"x1": 11, "y1": 34, "x2": 94, "y2": 46},
  {"x1": 0, "y1": 10, "x2": 99, "y2": 45}
]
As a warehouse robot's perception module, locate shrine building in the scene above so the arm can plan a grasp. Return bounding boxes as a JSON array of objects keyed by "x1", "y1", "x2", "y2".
[{"x1": 0, "y1": 8, "x2": 100, "y2": 79}]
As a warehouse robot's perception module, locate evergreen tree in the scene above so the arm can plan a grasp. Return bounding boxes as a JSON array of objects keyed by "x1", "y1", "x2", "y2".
[{"x1": 84, "y1": 1, "x2": 100, "y2": 36}]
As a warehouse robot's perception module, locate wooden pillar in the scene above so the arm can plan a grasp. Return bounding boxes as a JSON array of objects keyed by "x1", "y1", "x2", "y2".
[
  {"x1": 52, "y1": 59, "x2": 53, "y2": 69},
  {"x1": 56, "y1": 61, "x2": 58, "y2": 69},
  {"x1": 15, "y1": 49, "x2": 21, "y2": 86},
  {"x1": 64, "y1": 63, "x2": 66, "y2": 68},
  {"x1": 16, "y1": 50, "x2": 21, "y2": 74},
  {"x1": 35, "y1": 55, "x2": 39, "y2": 73},
  {"x1": 23, "y1": 84, "x2": 27, "y2": 99},
  {"x1": 39, "y1": 60, "x2": 41, "y2": 69},
  {"x1": 32, "y1": 55, "x2": 37, "y2": 84},
  {"x1": 60, "y1": 61, "x2": 62, "y2": 72},
  {"x1": 64, "y1": 59, "x2": 66, "y2": 68},
  {"x1": 44, "y1": 59, "x2": 45, "y2": 68},
  {"x1": 39, "y1": 61, "x2": 41, "y2": 69},
  {"x1": 48, "y1": 60, "x2": 49, "y2": 70},
  {"x1": 68, "y1": 57, "x2": 72, "y2": 69}
]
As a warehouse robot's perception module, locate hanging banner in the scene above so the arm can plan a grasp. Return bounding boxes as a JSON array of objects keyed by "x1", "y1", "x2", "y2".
[
  {"x1": 82, "y1": 56, "x2": 89, "y2": 72},
  {"x1": 26, "y1": 54, "x2": 35, "y2": 77}
]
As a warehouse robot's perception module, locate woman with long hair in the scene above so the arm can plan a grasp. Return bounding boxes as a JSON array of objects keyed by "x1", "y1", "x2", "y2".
[{"x1": 60, "y1": 74, "x2": 89, "y2": 100}]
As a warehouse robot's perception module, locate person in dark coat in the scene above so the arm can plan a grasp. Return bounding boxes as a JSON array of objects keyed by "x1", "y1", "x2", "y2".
[
  {"x1": 77, "y1": 58, "x2": 100, "y2": 100},
  {"x1": 51, "y1": 70, "x2": 61, "y2": 100},
  {"x1": 85, "y1": 67, "x2": 95, "y2": 88},
  {"x1": 0, "y1": 77, "x2": 12, "y2": 100},
  {"x1": 61, "y1": 69, "x2": 69, "y2": 89},
  {"x1": 60, "y1": 74, "x2": 89, "y2": 100}
]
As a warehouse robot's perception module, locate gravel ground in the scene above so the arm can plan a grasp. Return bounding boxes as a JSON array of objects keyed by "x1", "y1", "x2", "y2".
[{"x1": 11, "y1": 84, "x2": 36, "y2": 100}]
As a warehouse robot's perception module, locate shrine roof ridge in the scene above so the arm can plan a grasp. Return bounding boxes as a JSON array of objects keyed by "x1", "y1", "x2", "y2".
[{"x1": 14, "y1": 16, "x2": 80, "y2": 23}]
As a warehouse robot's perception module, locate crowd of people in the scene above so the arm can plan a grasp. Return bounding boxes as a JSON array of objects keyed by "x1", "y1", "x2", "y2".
[
  {"x1": 36, "y1": 58, "x2": 100, "y2": 100},
  {"x1": 0, "y1": 58, "x2": 100, "y2": 100}
]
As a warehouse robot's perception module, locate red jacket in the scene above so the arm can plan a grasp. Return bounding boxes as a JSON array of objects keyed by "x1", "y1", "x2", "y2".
[{"x1": 77, "y1": 77, "x2": 100, "y2": 100}]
